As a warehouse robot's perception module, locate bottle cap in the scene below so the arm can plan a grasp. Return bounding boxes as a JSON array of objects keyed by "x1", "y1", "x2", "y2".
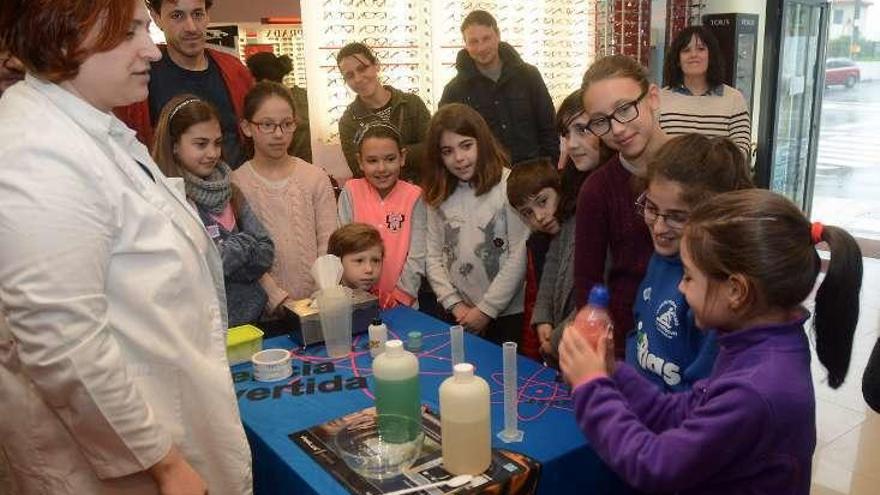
[
  {"x1": 587, "y1": 284, "x2": 610, "y2": 308},
  {"x1": 371, "y1": 317, "x2": 383, "y2": 326},
  {"x1": 453, "y1": 362, "x2": 474, "y2": 379},
  {"x1": 385, "y1": 339, "x2": 403, "y2": 355},
  {"x1": 406, "y1": 331, "x2": 422, "y2": 352}
]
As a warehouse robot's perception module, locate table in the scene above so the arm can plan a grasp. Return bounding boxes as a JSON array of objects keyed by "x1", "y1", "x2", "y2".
[{"x1": 233, "y1": 306, "x2": 621, "y2": 494}]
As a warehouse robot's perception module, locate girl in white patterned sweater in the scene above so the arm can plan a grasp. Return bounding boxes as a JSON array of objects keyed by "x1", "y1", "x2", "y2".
[{"x1": 423, "y1": 103, "x2": 530, "y2": 345}]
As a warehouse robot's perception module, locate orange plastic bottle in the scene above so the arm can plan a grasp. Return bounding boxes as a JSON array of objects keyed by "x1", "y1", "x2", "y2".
[{"x1": 573, "y1": 285, "x2": 613, "y2": 351}]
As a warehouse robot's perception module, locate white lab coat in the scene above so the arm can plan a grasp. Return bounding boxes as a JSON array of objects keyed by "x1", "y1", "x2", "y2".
[{"x1": 0, "y1": 76, "x2": 252, "y2": 494}]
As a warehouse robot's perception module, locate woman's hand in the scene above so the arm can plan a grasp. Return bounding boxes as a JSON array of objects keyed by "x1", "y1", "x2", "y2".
[
  {"x1": 536, "y1": 323, "x2": 553, "y2": 355},
  {"x1": 559, "y1": 324, "x2": 611, "y2": 388},
  {"x1": 461, "y1": 307, "x2": 492, "y2": 335},
  {"x1": 148, "y1": 446, "x2": 208, "y2": 495}
]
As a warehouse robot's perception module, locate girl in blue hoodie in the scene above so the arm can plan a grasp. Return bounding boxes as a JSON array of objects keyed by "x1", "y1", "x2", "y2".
[
  {"x1": 560, "y1": 188, "x2": 862, "y2": 494},
  {"x1": 625, "y1": 134, "x2": 752, "y2": 391}
]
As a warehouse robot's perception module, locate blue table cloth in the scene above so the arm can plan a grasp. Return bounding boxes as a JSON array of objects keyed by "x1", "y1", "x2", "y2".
[{"x1": 234, "y1": 306, "x2": 615, "y2": 494}]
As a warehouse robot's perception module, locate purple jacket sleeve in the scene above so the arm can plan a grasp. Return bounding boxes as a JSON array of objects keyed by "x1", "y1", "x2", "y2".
[
  {"x1": 612, "y1": 364, "x2": 695, "y2": 432},
  {"x1": 573, "y1": 370, "x2": 768, "y2": 492}
]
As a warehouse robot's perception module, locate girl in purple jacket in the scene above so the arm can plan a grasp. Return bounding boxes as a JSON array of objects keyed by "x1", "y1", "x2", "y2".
[{"x1": 560, "y1": 188, "x2": 862, "y2": 494}]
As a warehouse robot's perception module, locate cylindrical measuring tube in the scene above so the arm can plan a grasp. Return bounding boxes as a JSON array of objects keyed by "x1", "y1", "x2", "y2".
[
  {"x1": 450, "y1": 325, "x2": 465, "y2": 368},
  {"x1": 497, "y1": 341, "x2": 524, "y2": 443}
]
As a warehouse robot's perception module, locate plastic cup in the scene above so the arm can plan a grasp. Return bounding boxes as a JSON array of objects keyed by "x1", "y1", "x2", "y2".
[{"x1": 317, "y1": 286, "x2": 352, "y2": 358}]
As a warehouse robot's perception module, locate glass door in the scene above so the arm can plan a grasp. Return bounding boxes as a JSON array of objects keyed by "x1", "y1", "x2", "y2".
[{"x1": 757, "y1": 0, "x2": 830, "y2": 211}]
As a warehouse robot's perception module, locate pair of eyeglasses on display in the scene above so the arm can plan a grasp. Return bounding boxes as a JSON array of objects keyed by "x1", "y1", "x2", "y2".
[
  {"x1": 324, "y1": 25, "x2": 354, "y2": 35},
  {"x1": 248, "y1": 120, "x2": 296, "y2": 134},
  {"x1": 585, "y1": 87, "x2": 648, "y2": 137},
  {"x1": 324, "y1": 11, "x2": 355, "y2": 21},
  {"x1": 635, "y1": 192, "x2": 690, "y2": 231}
]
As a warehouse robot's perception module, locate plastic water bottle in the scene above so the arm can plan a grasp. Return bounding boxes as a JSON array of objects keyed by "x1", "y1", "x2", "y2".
[
  {"x1": 439, "y1": 363, "x2": 491, "y2": 475},
  {"x1": 367, "y1": 318, "x2": 387, "y2": 358},
  {"x1": 372, "y1": 340, "x2": 421, "y2": 442},
  {"x1": 573, "y1": 285, "x2": 613, "y2": 351}
]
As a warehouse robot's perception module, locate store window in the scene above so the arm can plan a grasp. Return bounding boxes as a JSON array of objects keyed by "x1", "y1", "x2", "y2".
[{"x1": 833, "y1": 9, "x2": 844, "y2": 24}]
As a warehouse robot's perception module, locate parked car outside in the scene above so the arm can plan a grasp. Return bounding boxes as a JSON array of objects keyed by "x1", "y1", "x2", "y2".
[{"x1": 825, "y1": 58, "x2": 861, "y2": 88}]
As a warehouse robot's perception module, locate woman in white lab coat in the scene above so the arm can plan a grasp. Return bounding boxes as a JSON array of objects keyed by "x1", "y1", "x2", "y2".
[{"x1": 0, "y1": 1, "x2": 252, "y2": 494}]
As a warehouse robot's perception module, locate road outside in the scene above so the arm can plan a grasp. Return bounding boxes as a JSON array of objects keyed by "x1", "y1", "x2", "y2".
[{"x1": 812, "y1": 62, "x2": 880, "y2": 240}]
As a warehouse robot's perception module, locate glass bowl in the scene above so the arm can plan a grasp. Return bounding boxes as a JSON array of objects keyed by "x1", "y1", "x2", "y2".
[{"x1": 333, "y1": 414, "x2": 425, "y2": 479}]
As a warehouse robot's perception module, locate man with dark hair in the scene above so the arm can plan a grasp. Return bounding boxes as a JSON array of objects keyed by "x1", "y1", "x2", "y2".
[
  {"x1": 115, "y1": 0, "x2": 253, "y2": 167},
  {"x1": 440, "y1": 10, "x2": 558, "y2": 165}
]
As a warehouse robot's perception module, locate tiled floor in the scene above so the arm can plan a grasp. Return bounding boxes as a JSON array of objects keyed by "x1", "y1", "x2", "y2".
[{"x1": 810, "y1": 256, "x2": 880, "y2": 494}]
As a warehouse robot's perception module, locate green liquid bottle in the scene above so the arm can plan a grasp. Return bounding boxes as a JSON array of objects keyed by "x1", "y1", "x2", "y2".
[{"x1": 373, "y1": 340, "x2": 421, "y2": 443}]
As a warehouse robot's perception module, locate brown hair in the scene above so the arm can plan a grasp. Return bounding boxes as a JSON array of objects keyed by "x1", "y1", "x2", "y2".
[
  {"x1": 506, "y1": 158, "x2": 559, "y2": 209},
  {"x1": 152, "y1": 94, "x2": 222, "y2": 178},
  {"x1": 328, "y1": 223, "x2": 384, "y2": 258},
  {"x1": 147, "y1": 0, "x2": 214, "y2": 13},
  {"x1": 336, "y1": 42, "x2": 378, "y2": 66},
  {"x1": 242, "y1": 81, "x2": 298, "y2": 160},
  {"x1": 460, "y1": 10, "x2": 499, "y2": 34},
  {"x1": 0, "y1": 0, "x2": 135, "y2": 82},
  {"x1": 555, "y1": 88, "x2": 614, "y2": 220},
  {"x1": 646, "y1": 134, "x2": 753, "y2": 207},
  {"x1": 246, "y1": 52, "x2": 293, "y2": 83},
  {"x1": 581, "y1": 55, "x2": 650, "y2": 95},
  {"x1": 663, "y1": 26, "x2": 726, "y2": 89},
  {"x1": 684, "y1": 189, "x2": 862, "y2": 388},
  {"x1": 423, "y1": 103, "x2": 507, "y2": 207}
]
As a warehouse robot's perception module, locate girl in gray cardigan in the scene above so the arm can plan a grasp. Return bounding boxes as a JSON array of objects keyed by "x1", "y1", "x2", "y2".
[
  {"x1": 152, "y1": 95, "x2": 275, "y2": 326},
  {"x1": 507, "y1": 90, "x2": 611, "y2": 365}
]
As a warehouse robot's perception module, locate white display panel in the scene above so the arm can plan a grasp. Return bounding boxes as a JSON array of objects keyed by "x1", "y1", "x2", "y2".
[{"x1": 302, "y1": 0, "x2": 597, "y2": 146}]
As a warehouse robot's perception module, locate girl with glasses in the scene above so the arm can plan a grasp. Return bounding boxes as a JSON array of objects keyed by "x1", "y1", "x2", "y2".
[
  {"x1": 660, "y1": 26, "x2": 752, "y2": 157},
  {"x1": 627, "y1": 133, "x2": 752, "y2": 392},
  {"x1": 232, "y1": 82, "x2": 337, "y2": 314},
  {"x1": 574, "y1": 55, "x2": 670, "y2": 359},
  {"x1": 152, "y1": 94, "x2": 275, "y2": 327}
]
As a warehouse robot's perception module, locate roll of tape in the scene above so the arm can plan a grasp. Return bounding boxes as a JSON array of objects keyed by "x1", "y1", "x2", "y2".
[{"x1": 251, "y1": 348, "x2": 293, "y2": 382}]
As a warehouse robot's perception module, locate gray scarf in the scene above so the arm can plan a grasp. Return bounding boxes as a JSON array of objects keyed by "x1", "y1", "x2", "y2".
[{"x1": 182, "y1": 162, "x2": 232, "y2": 215}]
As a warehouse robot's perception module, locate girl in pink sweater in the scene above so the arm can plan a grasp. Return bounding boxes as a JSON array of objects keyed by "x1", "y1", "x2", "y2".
[{"x1": 232, "y1": 82, "x2": 337, "y2": 313}]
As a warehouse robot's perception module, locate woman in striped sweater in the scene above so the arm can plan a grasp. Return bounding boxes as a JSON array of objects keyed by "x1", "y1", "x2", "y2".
[{"x1": 659, "y1": 26, "x2": 751, "y2": 158}]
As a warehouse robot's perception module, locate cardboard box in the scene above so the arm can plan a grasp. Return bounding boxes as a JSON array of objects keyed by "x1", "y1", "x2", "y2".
[{"x1": 284, "y1": 289, "x2": 379, "y2": 347}]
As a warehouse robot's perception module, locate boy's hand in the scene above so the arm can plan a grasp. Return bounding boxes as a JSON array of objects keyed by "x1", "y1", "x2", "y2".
[
  {"x1": 559, "y1": 324, "x2": 610, "y2": 388},
  {"x1": 536, "y1": 323, "x2": 553, "y2": 355}
]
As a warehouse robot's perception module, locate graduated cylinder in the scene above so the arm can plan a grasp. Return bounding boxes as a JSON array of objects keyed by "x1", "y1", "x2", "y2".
[{"x1": 439, "y1": 363, "x2": 491, "y2": 475}]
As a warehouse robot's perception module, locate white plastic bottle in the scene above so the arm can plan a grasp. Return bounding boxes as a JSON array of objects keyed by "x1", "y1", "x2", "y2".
[
  {"x1": 367, "y1": 318, "x2": 388, "y2": 358},
  {"x1": 439, "y1": 363, "x2": 491, "y2": 475},
  {"x1": 372, "y1": 340, "x2": 421, "y2": 442}
]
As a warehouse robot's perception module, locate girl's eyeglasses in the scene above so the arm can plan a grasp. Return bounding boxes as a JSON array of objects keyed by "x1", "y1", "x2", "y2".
[
  {"x1": 249, "y1": 120, "x2": 296, "y2": 134},
  {"x1": 635, "y1": 192, "x2": 689, "y2": 230},
  {"x1": 586, "y1": 88, "x2": 648, "y2": 137}
]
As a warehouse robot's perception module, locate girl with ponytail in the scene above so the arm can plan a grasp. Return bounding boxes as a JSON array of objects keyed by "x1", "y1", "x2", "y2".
[{"x1": 560, "y1": 188, "x2": 862, "y2": 493}]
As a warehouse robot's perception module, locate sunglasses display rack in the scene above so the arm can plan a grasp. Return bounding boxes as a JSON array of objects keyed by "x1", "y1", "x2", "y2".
[
  {"x1": 302, "y1": 0, "x2": 597, "y2": 146},
  {"x1": 666, "y1": 1, "x2": 706, "y2": 48},
  {"x1": 594, "y1": 0, "x2": 652, "y2": 67}
]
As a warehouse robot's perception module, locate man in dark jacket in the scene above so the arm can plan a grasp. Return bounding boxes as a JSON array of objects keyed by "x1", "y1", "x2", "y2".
[{"x1": 440, "y1": 10, "x2": 559, "y2": 165}]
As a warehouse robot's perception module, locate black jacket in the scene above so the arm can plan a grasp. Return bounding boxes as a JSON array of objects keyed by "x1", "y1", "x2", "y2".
[{"x1": 439, "y1": 42, "x2": 559, "y2": 165}]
